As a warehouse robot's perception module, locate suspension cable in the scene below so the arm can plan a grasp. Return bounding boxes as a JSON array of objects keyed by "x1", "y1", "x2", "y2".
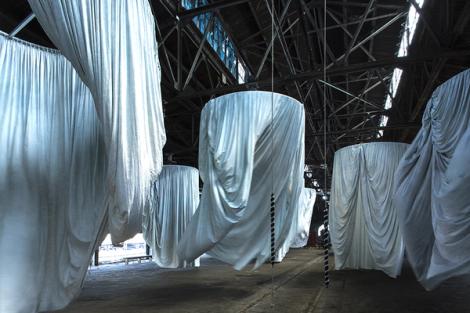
[
  {"x1": 269, "y1": 0, "x2": 276, "y2": 309},
  {"x1": 322, "y1": 0, "x2": 330, "y2": 289}
]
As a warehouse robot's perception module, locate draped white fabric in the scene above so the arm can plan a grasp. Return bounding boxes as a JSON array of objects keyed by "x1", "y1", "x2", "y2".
[
  {"x1": 394, "y1": 69, "x2": 470, "y2": 290},
  {"x1": 330, "y1": 142, "x2": 408, "y2": 278},
  {"x1": 143, "y1": 165, "x2": 200, "y2": 268},
  {"x1": 275, "y1": 188, "x2": 316, "y2": 261},
  {"x1": 291, "y1": 188, "x2": 317, "y2": 248},
  {"x1": 177, "y1": 91, "x2": 305, "y2": 270},
  {"x1": 0, "y1": 34, "x2": 107, "y2": 313},
  {"x1": 29, "y1": 0, "x2": 166, "y2": 243}
]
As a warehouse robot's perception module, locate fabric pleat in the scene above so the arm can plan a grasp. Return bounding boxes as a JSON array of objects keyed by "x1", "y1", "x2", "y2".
[
  {"x1": 143, "y1": 165, "x2": 200, "y2": 268},
  {"x1": 29, "y1": 0, "x2": 166, "y2": 244},
  {"x1": 394, "y1": 69, "x2": 470, "y2": 289},
  {"x1": 0, "y1": 33, "x2": 107, "y2": 313},
  {"x1": 330, "y1": 142, "x2": 408, "y2": 277}
]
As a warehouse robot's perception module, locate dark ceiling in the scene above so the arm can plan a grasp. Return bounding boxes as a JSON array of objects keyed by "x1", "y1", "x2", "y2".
[{"x1": 1, "y1": 0, "x2": 470, "y2": 184}]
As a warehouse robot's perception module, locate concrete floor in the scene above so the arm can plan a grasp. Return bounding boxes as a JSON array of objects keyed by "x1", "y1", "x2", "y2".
[{"x1": 54, "y1": 248, "x2": 470, "y2": 313}]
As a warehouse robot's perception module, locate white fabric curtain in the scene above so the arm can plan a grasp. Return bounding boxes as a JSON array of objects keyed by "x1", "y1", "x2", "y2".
[
  {"x1": 275, "y1": 187, "x2": 316, "y2": 261},
  {"x1": 29, "y1": 0, "x2": 166, "y2": 242},
  {"x1": 394, "y1": 69, "x2": 470, "y2": 290},
  {"x1": 143, "y1": 165, "x2": 200, "y2": 268},
  {"x1": 0, "y1": 33, "x2": 107, "y2": 313},
  {"x1": 330, "y1": 142, "x2": 408, "y2": 278},
  {"x1": 291, "y1": 188, "x2": 317, "y2": 248},
  {"x1": 177, "y1": 91, "x2": 305, "y2": 270}
]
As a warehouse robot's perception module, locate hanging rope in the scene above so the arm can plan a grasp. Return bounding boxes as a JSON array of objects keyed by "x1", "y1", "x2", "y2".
[
  {"x1": 322, "y1": 0, "x2": 330, "y2": 288},
  {"x1": 269, "y1": 0, "x2": 276, "y2": 309},
  {"x1": 270, "y1": 0, "x2": 276, "y2": 267}
]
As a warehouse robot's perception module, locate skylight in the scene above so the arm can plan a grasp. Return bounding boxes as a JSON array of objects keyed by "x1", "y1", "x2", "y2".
[
  {"x1": 182, "y1": 0, "x2": 248, "y2": 83},
  {"x1": 379, "y1": 0, "x2": 426, "y2": 136}
]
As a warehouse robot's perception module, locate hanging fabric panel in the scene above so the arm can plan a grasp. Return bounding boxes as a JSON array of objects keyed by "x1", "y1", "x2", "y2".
[
  {"x1": 275, "y1": 188, "x2": 316, "y2": 261},
  {"x1": 394, "y1": 69, "x2": 470, "y2": 290},
  {"x1": 0, "y1": 33, "x2": 107, "y2": 313},
  {"x1": 177, "y1": 91, "x2": 305, "y2": 270},
  {"x1": 143, "y1": 165, "x2": 200, "y2": 268},
  {"x1": 291, "y1": 188, "x2": 317, "y2": 248},
  {"x1": 330, "y1": 142, "x2": 408, "y2": 278},
  {"x1": 108, "y1": 205, "x2": 143, "y2": 245},
  {"x1": 29, "y1": 0, "x2": 166, "y2": 242}
]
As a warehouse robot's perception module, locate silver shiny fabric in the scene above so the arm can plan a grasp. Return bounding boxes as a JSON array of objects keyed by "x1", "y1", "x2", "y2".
[
  {"x1": 143, "y1": 165, "x2": 200, "y2": 268},
  {"x1": 291, "y1": 188, "x2": 317, "y2": 248},
  {"x1": 330, "y1": 142, "x2": 408, "y2": 277},
  {"x1": 394, "y1": 69, "x2": 470, "y2": 289},
  {"x1": 0, "y1": 33, "x2": 107, "y2": 313},
  {"x1": 177, "y1": 91, "x2": 305, "y2": 270},
  {"x1": 29, "y1": 0, "x2": 166, "y2": 243}
]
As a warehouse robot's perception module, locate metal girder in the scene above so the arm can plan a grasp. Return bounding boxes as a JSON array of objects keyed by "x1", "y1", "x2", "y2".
[
  {"x1": 408, "y1": 0, "x2": 442, "y2": 47},
  {"x1": 285, "y1": 0, "x2": 331, "y2": 156},
  {"x1": 8, "y1": 13, "x2": 35, "y2": 38},
  {"x1": 168, "y1": 49, "x2": 470, "y2": 101},
  {"x1": 408, "y1": 1, "x2": 470, "y2": 122},
  {"x1": 264, "y1": 0, "x2": 303, "y2": 98},
  {"x1": 326, "y1": 9, "x2": 377, "y2": 62},
  {"x1": 311, "y1": 110, "x2": 389, "y2": 121},
  {"x1": 306, "y1": 0, "x2": 405, "y2": 10},
  {"x1": 309, "y1": 123, "x2": 421, "y2": 137},
  {"x1": 327, "y1": 12, "x2": 407, "y2": 69},
  {"x1": 409, "y1": 58, "x2": 446, "y2": 121},
  {"x1": 183, "y1": 16, "x2": 215, "y2": 90},
  {"x1": 254, "y1": 0, "x2": 294, "y2": 80},
  {"x1": 177, "y1": 1, "x2": 183, "y2": 90},
  {"x1": 344, "y1": 0, "x2": 375, "y2": 64},
  {"x1": 301, "y1": 0, "x2": 336, "y2": 63},
  {"x1": 155, "y1": 21, "x2": 177, "y2": 85},
  {"x1": 150, "y1": 0, "x2": 470, "y2": 168},
  {"x1": 320, "y1": 79, "x2": 383, "y2": 114},
  {"x1": 178, "y1": 0, "x2": 252, "y2": 19},
  {"x1": 282, "y1": 11, "x2": 403, "y2": 41}
]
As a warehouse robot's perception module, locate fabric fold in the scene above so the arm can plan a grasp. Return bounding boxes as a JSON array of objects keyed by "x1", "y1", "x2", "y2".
[
  {"x1": 177, "y1": 91, "x2": 305, "y2": 270},
  {"x1": 0, "y1": 33, "x2": 107, "y2": 313},
  {"x1": 330, "y1": 142, "x2": 408, "y2": 278},
  {"x1": 29, "y1": 0, "x2": 166, "y2": 243},
  {"x1": 291, "y1": 188, "x2": 317, "y2": 248},
  {"x1": 143, "y1": 165, "x2": 200, "y2": 268},
  {"x1": 394, "y1": 69, "x2": 470, "y2": 289}
]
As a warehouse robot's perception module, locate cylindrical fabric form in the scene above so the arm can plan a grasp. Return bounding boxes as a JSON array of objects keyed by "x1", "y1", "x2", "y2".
[
  {"x1": 143, "y1": 165, "x2": 200, "y2": 268},
  {"x1": 177, "y1": 91, "x2": 305, "y2": 270},
  {"x1": 330, "y1": 142, "x2": 408, "y2": 278},
  {"x1": 29, "y1": 0, "x2": 166, "y2": 242},
  {"x1": 0, "y1": 33, "x2": 107, "y2": 313},
  {"x1": 291, "y1": 188, "x2": 317, "y2": 248},
  {"x1": 394, "y1": 69, "x2": 470, "y2": 290}
]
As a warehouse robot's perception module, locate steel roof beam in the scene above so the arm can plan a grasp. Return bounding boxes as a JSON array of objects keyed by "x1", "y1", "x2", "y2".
[{"x1": 179, "y1": 0, "x2": 252, "y2": 19}]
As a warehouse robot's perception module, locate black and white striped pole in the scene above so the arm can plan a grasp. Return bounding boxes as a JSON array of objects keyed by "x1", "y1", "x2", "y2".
[
  {"x1": 270, "y1": 193, "x2": 276, "y2": 265},
  {"x1": 322, "y1": 192, "x2": 330, "y2": 288}
]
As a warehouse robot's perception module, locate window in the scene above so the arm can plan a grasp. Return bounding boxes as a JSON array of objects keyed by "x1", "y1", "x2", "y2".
[
  {"x1": 379, "y1": 0, "x2": 426, "y2": 136},
  {"x1": 182, "y1": 0, "x2": 248, "y2": 82}
]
